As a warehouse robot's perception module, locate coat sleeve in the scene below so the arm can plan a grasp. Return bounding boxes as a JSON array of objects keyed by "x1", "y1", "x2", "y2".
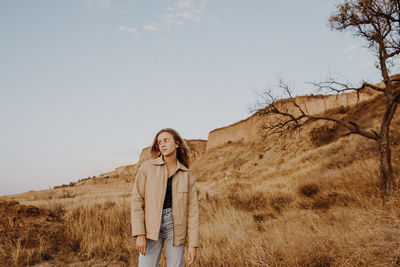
[
  {"x1": 187, "y1": 170, "x2": 199, "y2": 247},
  {"x1": 131, "y1": 165, "x2": 146, "y2": 237}
]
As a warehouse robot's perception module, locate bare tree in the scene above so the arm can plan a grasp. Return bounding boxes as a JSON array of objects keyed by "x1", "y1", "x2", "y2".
[{"x1": 254, "y1": 0, "x2": 400, "y2": 201}]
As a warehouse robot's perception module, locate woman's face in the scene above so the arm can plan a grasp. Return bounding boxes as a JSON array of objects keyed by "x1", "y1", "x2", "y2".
[{"x1": 157, "y1": 132, "x2": 178, "y2": 157}]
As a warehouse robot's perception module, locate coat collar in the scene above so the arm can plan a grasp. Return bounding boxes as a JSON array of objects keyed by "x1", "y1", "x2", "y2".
[{"x1": 152, "y1": 155, "x2": 188, "y2": 171}]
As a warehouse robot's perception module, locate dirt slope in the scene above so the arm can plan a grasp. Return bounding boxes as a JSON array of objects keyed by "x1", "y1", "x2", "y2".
[{"x1": 0, "y1": 200, "x2": 66, "y2": 266}]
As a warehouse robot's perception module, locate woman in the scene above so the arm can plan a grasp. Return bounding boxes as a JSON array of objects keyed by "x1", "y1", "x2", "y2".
[{"x1": 131, "y1": 128, "x2": 199, "y2": 267}]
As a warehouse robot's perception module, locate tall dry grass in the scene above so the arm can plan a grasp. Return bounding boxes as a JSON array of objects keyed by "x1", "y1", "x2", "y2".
[
  {"x1": 193, "y1": 152, "x2": 400, "y2": 266},
  {"x1": 3, "y1": 149, "x2": 400, "y2": 266},
  {"x1": 63, "y1": 198, "x2": 137, "y2": 265}
]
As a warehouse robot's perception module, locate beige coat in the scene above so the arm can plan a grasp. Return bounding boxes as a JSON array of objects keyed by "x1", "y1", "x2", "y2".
[{"x1": 131, "y1": 155, "x2": 199, "y2": 247}]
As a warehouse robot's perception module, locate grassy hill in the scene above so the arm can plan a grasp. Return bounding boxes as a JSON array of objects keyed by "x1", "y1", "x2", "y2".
[{"x1": 1, "y1": 93, "x2": 400, "y2": 266}]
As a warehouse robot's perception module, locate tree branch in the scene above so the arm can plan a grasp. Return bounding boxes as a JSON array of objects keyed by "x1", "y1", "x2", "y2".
[
  {"x1": 255, "y1": 88, "x2": 380, "y2": 141},
  {"x1": 387, "y1": 49, "x2": 400, "y2": 58},
  {"x1": 362, "y1": 82, "x2": 385, "y2": 92},
  {"x1": 308, "y1": 78, "x2": 385, "y2": 95},
  {"x1": 308, "y1": 115, "x2": 379, "y2": 140}
]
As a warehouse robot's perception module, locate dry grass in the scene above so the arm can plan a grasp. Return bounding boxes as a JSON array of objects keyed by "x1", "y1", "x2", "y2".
[
  {"x1": 1, "y1": 95, "x2": 400, "y2": 266},
  {"x1": 64, "y1": 198, "x2": 136, "y2": 265}
]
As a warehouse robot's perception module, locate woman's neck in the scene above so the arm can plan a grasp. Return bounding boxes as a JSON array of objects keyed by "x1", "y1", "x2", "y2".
[{"x1": 163, "y1": 154, "x2": 177, "y2": 167}]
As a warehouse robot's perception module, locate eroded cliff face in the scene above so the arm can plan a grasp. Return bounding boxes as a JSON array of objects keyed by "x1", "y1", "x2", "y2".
[{"x1": 206, "y1": 89, "x2": 378, "y2": 150}]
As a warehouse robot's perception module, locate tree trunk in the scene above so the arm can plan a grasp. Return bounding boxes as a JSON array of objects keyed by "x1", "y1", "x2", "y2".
[
  {"x1": 378, "y1": 136, "x2": 394, "y2": 199},
  {"x1": 378, "y1": 100, "x2": 397, "y2": 201}
]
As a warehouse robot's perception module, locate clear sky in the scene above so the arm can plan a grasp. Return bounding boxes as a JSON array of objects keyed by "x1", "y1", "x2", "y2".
[{"x1": 0, "y1": 0, "x2": 387, "y2": 196}]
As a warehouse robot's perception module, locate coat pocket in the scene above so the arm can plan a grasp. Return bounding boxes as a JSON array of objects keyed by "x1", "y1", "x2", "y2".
[
  {"x1": 176, "y1": 181, "x2": 188, "y2": 219},
  {"x1": 178, "y1": 187, "x2": 188, "y2": 193},
  {"x1": 177, "y1": 180, "x2": 188, "y2": 192}
]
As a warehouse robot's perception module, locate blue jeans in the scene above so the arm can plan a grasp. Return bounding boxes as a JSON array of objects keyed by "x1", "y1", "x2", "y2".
[{"x1": 138, "y1": 207, "x2": 185, "y2": 267}]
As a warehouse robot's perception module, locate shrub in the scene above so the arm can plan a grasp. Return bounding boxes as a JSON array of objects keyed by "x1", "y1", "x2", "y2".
[
  {"x1": 270, "y1": 194, "x2": 293, "y2": 213},
  {"x1": 56, "y1": 189, "x2": 75, "y2": 199},
  {"x1": 228, "y1": 190, "x2": 269, "y2": 211},
  {"x1": 312, "y1": 192, "x2": 351, "y2": 210},
  {"x1": 309, "y1": 124, "x2": 338, "y2": 147},
  {"x1": 299, "y1": 183, "x2": 320, "y2": 198},
  {"x1": 252, "y1": 211, "x2": 276, "y2": 222}
]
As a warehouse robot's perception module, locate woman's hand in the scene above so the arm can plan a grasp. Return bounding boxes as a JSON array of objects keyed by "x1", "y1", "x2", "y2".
[
  {"x1": 136, "y1": 235, "x2": 147, "y2": 256},
  {"x1": 188, "y1": 246, "x2": 197, "y2": 265}
]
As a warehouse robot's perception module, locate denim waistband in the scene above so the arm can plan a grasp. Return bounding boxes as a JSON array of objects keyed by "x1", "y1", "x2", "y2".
[{"x1": 162, "y1": 207, "x2": 172, "y2": 214}]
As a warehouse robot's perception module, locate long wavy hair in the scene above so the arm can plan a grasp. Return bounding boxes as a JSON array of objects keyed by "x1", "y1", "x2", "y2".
[{"x1": 151, "y1": 128, "x2": 191, "y2": 168}]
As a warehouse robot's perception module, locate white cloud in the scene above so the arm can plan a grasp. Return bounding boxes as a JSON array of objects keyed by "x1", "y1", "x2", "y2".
[
  {"x1": 344, "y1": 43, "x2": 358, "y2": 53},
  {"x1": 143, "y1": 23, "x2": 159, "y2": 31},
  {"x1": 163, "y1": 0, "x2": 205, "y2": 25},
  {"x1": 85, "y1": 0, "x2": 113, "y2": 10},
  {"x1": 118, "y1": 26, "x2": 138, "y2": 34},
  {"x1": 176, "y1": 0, "x2": 192, "y2": 8}
]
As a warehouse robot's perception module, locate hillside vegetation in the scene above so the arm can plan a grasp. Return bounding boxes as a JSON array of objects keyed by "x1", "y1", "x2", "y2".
[{"x1": 1, "y1": 93, "x2": 400, "y2": 266}]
